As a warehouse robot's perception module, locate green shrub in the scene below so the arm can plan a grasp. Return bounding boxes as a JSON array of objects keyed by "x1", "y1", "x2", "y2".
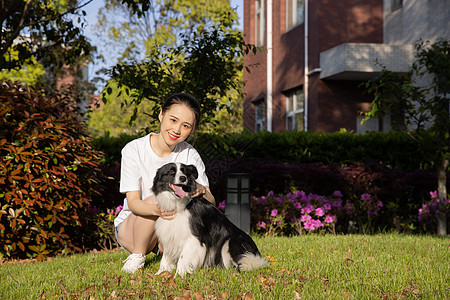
[
  {"x1": 91, "y1": 132, "x2": 139, "y2": 165},
  {"x1": 193, "y1": 130, "x2": 431, "y2": 170},
  {"x1": 0, "y1": 81, "x2": 103, "y2": 260},
  {"x1": 93, "y1": 130, "x2": 431, "y2": 170}
]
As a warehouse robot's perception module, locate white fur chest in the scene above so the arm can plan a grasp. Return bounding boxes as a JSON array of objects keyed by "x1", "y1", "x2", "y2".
[{"x1": 155, "y1": 209, "x2": 192, "y2": 260}]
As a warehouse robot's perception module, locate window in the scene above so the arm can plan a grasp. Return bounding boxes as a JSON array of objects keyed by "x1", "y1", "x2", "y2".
[
  {"x1": 286, "y1": 0, "x2": 304, "y2": 31},
  {"x1": 285, "y1": 87, "x2": 304, "y2": 131},
  {"x1": 357, "y1": 115, "x2": 395, "y2": 134},
  {"x1": 391, "y1": 0, "x2": 403, "y2": 12},
  {"x1": 356, "y1": 116, "x2": 379, "y2": 134},
  {"x1": 254, "y1": 99, "x2": 266, "y2": 132},
  {"x1": 255, "y1": 0, "x2": 265, "y2": 46}
]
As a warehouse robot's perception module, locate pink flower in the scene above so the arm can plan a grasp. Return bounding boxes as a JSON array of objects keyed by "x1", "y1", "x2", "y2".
[
  {"x1": 304, "y1": 220, "x2": 316, "y2": 231},
  {"x1": 302, "y1": 204, "x2": 315, "y2": 214},
  {"x1": 430, "y1": 190, "x2": 439, "y2": 198},
  {"x1": 323, "y1": 202, "x2": 332, "y2": 211},
  {"x1": 217, "y1": 200, "x2": 226, "y2": 210},
  {"x1": 115, "y1": 205, "x2": 123, "y2": 215},
  {"x1": 270, "y1": 209, "x2": 278, "y2": 217},
  {"x1": 361, "y1": 193, "x2": 371, "y2": 201},
  {"x1": 294, "y1": 190, "x2": 307, "y2": 201},
  {"x1": 301, "y1": 214, "x2": 312, "y2": 222},
  {"x1": 314, "y1": 219, "x2": 324, "y2": 228},
  {"x1": 293, "y1": 201, "x2": 302, "y2": 209},
  {"x1": 315, "y1": 207, "x2": 325, "y2": 217},
  {"x1": 324, "y1": 215, "x2": 335, "y2": 224},
  {"x1": 257, "y1": 221, "x2": 266, "y2": 229}
]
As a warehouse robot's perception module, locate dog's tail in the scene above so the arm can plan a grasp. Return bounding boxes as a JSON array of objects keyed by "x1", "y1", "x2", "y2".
[{"x1": 238, "y1": 253, "x2": 268, "y2": 271}]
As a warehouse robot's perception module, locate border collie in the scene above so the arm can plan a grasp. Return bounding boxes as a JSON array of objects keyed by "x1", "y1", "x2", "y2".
[{"x1": 152, "y1": 162, "x2": 267, "y2": 276}]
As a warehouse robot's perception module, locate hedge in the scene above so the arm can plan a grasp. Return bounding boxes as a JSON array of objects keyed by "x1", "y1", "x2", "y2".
[
  {"x1": 192, "y1": 130, "x2": 432, "y2": 170},
  {"x1": 94, "y1": 130, "x2": 432, "y2": 171}
]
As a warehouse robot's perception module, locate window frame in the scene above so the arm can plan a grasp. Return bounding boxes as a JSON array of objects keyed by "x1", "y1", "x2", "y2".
[
  {"x1": 285, "y1": 87, "x2": 305, "y2": 131},
  {"x1": 254, "y1": 99, "x2": 266, "y2": 132},
  {"x1": 391, "y1": 0, "x2": 403, "y2": 12},
  {"x1": 286, "y1": 0, "x2": 304, "y2": 31},
  {"x1": 255, "y1": 0, "x2": 265, "y2": 46}
]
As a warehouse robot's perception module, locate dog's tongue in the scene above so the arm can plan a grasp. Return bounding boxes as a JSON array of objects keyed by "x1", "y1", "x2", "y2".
[{"x1": 169, "y1": 183, "x2": 186, "y2": 198}]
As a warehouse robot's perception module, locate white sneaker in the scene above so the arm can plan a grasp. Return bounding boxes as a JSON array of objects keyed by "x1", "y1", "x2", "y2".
[{"x1": 121, "y1": 253, "x2": 146, "y2": 273}]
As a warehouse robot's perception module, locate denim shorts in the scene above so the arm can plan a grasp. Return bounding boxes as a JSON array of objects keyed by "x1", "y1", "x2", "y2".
[{"x1": 114, "y1": 223, "x2": 131, "y2": 254}]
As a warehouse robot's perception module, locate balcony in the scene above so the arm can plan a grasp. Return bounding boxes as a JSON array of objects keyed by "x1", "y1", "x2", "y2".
[{"x1": 319, "y1": 43, "x2": 414, "y2": 81}]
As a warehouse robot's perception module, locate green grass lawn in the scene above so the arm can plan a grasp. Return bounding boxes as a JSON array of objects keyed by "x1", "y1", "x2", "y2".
[{"x1": 0, "y1": 234, "x2": 448, "y2": 299}]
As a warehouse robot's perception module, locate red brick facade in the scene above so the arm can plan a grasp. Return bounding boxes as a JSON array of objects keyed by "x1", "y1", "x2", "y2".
[{"x1": 243, "y1": 0, "x2": 383, "y2": 133}]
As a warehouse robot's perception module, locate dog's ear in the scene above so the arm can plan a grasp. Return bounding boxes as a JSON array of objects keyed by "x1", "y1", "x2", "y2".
[
  {"x1": 153, "y1": 166, "x2": 163, "y2": 187},
  {"x1": 187, "y1": 165, "x2": 198, "y2": 179}
]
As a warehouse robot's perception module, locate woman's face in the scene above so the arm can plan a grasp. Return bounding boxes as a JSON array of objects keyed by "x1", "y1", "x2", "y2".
[{"x1": 159, "y1": 103, "x2": 195, "y2": 147}]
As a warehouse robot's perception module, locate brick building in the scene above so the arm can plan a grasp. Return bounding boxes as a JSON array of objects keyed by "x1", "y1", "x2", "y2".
[{"x1": 242, "y1": 0, "x2": 450, "y2": 133}]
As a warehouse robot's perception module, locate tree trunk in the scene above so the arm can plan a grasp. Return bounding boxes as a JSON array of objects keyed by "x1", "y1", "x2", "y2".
[{"x1": 436, "y1": 158, "x2": 448, "y2": 235}]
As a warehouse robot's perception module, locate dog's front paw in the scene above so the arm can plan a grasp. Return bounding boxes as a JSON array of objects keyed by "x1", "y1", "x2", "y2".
[
  {"x1": 155, "y1": 254, "x2": 175, "y2": 275},
  {"x1": 175, "y1": 264, "x2": 193, "y2": 277},
  {"x1": 155, "y1": 265, "x2": 175, "y2": 275}
]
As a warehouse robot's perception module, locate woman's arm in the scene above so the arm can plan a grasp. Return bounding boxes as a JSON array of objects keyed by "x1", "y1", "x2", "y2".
[
  {"x1": 126, "y1": 191, "x2": 176, "y2": 219},
  {"x1": 192, "y1": 184, "x2": 215, "y2": 205}
]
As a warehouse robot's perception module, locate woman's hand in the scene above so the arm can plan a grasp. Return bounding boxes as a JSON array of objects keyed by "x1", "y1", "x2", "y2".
[
  {"x1": 191, "y1": 183, "x2": 207, "y2": 198},
  {"x1": 159, "y1": 208, "x2": 176, "y2": 220},
  {"x1": 142, "y1": 195, "x2": 176, "y2": 221},
  {"x1": 191, "y1": 184, "x2": 215, "y2": 205},
  {"x1": 126, "y1": 192, "x2": 177, "y2": 220}
]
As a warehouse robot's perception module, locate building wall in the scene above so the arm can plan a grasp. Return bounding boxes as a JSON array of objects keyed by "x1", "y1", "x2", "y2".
[
  {"x1": 243, "y1": 0, "x2": 265, "y2": 131},
  {"x1": 272, "y1": 12, "x2": 304, "y2": 132},
  {"x1": 311, "y1": 0, "x2": 383, "y2": 132},
  {"x1": 243, "y1": 0, "x2": 383, "y2": 133},
  {"x1": 384, "y1": 0, "x2": 450, "y2": 44}
]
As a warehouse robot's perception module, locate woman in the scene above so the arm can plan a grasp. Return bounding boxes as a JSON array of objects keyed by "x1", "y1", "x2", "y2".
[{"x1": 114, "y1": 93, "x2": 215, "y2": 273}]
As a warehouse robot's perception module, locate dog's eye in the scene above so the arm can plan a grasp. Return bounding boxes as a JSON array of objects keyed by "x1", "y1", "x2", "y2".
[{"x1": 168, "y1": 170, "x2": 176, "y2": 175}]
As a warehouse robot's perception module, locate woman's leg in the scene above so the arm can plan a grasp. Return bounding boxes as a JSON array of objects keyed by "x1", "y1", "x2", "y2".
[{"x1": 117, "y1": 213, "x2": 158, "y2": 254}]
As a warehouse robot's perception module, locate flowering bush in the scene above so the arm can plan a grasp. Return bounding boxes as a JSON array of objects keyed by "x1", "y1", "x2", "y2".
[
  {"x1": 337, "y1": 193, "x2": 385, "y2": 233},
  {"x1": 418, "y1": 191, "x2": 449, "y2": 232},
  {"x1": 77, "y1": 205, "x2": 123, "y2": 251},
  {"x1": 251, "y1": 190, "x2": 344, "y2": 236},
  {"x1": 360, "y1": 193, "x2": 383, "y2": 216}
]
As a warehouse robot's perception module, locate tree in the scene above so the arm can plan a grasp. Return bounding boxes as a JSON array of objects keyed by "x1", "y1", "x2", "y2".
[
  {"x1": 0, "y1": 0, "x2": 94, "y2": 71},
  {"x1": 1, "y1": 0, "x2": 100, "y2": 116},
  {"x1": 87, "y1": 81, "x2": 158, "y2": 137},
  {"x1": 90, "y1": 0, "x2": 251, "y2": 134},
  {"x1": 94, "y1": 0, "x2": 236, "y2": 64},
  {"x1": 365, "y1": 39, "x2": 450, "y2": 235},
  {"x1": 106, "y1": 21, "x2": 253, "y2": 131},
  {"x1": 0, "y1": 51, "x2": 45, "y2": 86}
]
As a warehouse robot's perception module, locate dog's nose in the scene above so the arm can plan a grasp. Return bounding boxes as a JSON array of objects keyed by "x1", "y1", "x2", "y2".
[{"x1": 179, "y1": 175, "x2": 186, "y2": 182}]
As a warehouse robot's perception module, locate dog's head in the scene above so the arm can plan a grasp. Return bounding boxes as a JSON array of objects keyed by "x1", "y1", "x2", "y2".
[{"x1": 152, "y1": 162, "x2": 198, "y2": 199}]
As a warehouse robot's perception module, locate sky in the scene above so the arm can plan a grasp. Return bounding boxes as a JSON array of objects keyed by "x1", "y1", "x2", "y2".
[{"x1": 78, "y1": 0, "x2": 244, "y2": 88}]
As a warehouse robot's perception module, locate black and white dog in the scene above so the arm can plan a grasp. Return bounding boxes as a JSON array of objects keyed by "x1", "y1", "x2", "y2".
[{"x1": 152, "y1": 162, "x2": 267, "y2": 276}]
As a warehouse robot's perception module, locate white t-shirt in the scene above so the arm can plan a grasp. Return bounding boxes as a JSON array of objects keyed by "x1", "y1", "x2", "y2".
[{"x1": 114, "y1": 133, "x2": 209, "y2": 227}]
